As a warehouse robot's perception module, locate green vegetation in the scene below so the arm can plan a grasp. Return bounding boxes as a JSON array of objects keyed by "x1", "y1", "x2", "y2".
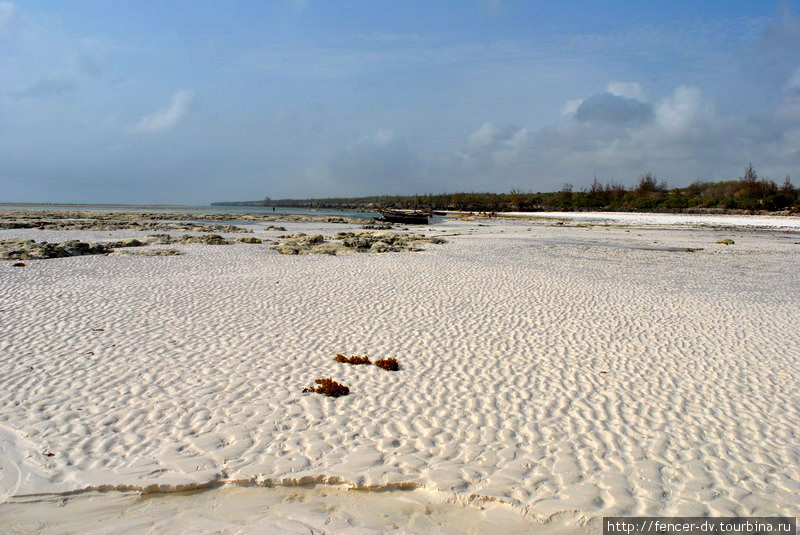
[{"x1": 218, "y1": 165, "x2": 798, "y2": 213}]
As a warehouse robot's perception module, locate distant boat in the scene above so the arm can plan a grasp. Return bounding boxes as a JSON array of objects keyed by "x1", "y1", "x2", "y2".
[{"x1": 376, "y1": 208, "x2": 430, "y2": 225}]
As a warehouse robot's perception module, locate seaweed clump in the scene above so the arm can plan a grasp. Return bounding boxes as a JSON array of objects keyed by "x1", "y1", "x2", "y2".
[
  {"x1": 303, "y1": 377, "x2": 350, "y2": 397},
  {"x1": 334, "y1": 354, "x2": 371, "y2": 365},
  {"x1": 374, "y1": 358, "x2": 399, "y2": 371}
]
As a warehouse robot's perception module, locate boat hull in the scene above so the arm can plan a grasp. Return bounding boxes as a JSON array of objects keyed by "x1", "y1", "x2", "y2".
[{"x1": 377, "y1": 210, "x2": 430, "y2": 225}]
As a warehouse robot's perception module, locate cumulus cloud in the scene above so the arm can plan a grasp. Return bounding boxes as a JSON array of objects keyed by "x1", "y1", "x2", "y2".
[
  {"x1": 463, "y1": 122, "x2": 530, "y2": 166},
  {"x1": 466, "y1": 122, "x2": 512, "y2": 152},
  {"x1": 607, "y1": 81, "x2": 644, "y2": 100},
  {"x1": 654, "y1": 85, "x2": 712, "y2": 133},
  {"x1": 575, "y1": 92, "x2": 654, "y2": 126},
  {"x1": 131, "y1": 90, "x2": 194, "y2": 133},
  {"x1": 443, "y1": 83, "x2": 749, "y2": 192},
  {"x1": 560, "y1": 98, "x2": 583, "y2": 116}
]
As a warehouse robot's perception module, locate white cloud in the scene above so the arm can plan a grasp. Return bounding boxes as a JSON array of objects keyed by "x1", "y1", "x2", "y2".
[
  {"x1": 654, "y1": 85, "x2": 711, "y2": 133},
  {"x1": 463, "y1": 122, "x2": 530, "y2": 167},
  {"x1": 466, "y1": 122, "x2": 506, "y2": 151},
  {"x1": 131, "y1": 90, "x2": 194, "y2": 133},
  {"x1": 445, "y1": 82, "x2": 747, "y2": 191},
  {"x1": 560, "y1": 98, "x2": 584, "y2": 116},
  {"x1": 575, "y1": 92, "x2": 654, "y2": 126},
  {"x1": 607, "y1": 81, "x2": 644, "y2": 101},
  {"x1": 561, "y1": 82, "x2": 647, "y2": 122}
]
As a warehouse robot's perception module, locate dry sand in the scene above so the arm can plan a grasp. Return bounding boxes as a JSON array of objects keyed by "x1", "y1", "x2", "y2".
[{"x1": 0, "y1": 214, "x2": 799, "y2": 534}]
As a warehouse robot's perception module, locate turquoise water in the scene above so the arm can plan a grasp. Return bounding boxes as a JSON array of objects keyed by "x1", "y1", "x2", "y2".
[{"x1": 0, "y1": 203, "x2": 381, "y2": 221}]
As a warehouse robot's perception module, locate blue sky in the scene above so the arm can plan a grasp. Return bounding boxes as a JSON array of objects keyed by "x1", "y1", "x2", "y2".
[{"x1": 1, "y1": 1, "x2": 799, "y2": 204}]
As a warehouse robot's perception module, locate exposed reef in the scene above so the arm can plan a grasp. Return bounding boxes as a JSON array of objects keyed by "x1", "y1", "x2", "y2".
[
  {"x1": 0, "y1": 233, "x2": 262, "y2": 260},
  {"x1": 270, "y1": 231, "x2": 446, "y2": 255},
  {"x1": 0, "y1": 209, "x2": 369, "y2": 231}
]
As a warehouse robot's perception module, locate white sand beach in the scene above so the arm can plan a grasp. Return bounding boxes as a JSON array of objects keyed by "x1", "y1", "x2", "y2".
[
  {"x1": 502, "y1": 210, "x2": 800, "y2": 229},
  {"x1": 1, "y1": 214, "x2": 799, "y2": 534}
]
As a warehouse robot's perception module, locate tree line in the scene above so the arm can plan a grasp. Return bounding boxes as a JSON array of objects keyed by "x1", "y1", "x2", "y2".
[{"x1": 216, "y1": 164, "x2": 798, "y2": 213}]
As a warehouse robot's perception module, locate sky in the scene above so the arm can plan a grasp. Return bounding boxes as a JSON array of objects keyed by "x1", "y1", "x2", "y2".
[{"x1": 1, "y1": 1, "x2": 799, "y2": 204}]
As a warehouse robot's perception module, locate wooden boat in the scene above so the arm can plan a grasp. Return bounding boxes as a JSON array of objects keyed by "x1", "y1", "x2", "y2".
[{"x1": 376, "y1": 208, "x2": 430, "y2": 225}]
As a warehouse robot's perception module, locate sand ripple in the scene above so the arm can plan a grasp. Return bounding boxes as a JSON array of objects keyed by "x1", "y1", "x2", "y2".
[{"x1": 0, "y1": 221, "x2": 798, "y2": 527}]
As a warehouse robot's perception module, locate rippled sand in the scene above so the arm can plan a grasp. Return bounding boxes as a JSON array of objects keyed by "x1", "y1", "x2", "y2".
[{"x1": 1, "y1": 216, "x2": 798, "y2": 534}]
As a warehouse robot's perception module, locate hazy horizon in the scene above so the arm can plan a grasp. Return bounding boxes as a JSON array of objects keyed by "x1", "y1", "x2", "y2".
[{"x1": 2, "y1": 1, "x2": 799, "y2": 204}]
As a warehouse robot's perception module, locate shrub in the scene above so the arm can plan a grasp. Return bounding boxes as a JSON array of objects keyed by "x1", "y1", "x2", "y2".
[
  {"x1": 717, "y1": 239, "x2": 734, "y2": 245},
  {"x1": 688, "y1": 196, "x2": 713, "y2": 208},
  {"x1": 374, "y1": 358, "x2": 399, "y2": 371},
  {"x1": 333, "y1": 354, "x2": 371, "y2": 365},
  {"x1": 629, "y1": 197, "x2": 659, "y2": 210},
  {"x1": 636, "y1": 172, "x2": 666, "y2": 193},
  {"x1": 763, "y1": 194, "x2": 792, "y2": 210},
  {"x1": 661, "y1": 196, "x2": 688, "y2": 209},
  {"x1": 303, "y1": 377, "x2": 350, "y2": 397}
]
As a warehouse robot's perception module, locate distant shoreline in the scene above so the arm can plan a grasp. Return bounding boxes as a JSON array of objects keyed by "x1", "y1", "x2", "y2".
[
  {"x1": 213, "y1": 200, "x2": 800, "y2": 217},
  {"x1": 0, "y1": 202, "x2": 195, "y2": 209}
]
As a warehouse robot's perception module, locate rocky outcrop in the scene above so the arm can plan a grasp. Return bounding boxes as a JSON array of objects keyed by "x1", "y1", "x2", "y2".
[
  {"x1": 108, "y1": 248, "x2": 182, "y2": 256},
  {"x1": 0, "y1": 209, "x2": 369, "y2": 230},
  {"x1": 0, "y1": 219, "x2": 249, "y2": 233},
  {"x1": 0, "y1": 239, "x2": 112, "y2": 260},
  {"x1": 270, "y1": 232, "x2": 446, "y2": 255},
  {"x1": 178, "y1": 234, "x2": 230, "y2": 245},
  {"x1": 0, "y1": 232, "x2": 264, "y2": 260}
]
